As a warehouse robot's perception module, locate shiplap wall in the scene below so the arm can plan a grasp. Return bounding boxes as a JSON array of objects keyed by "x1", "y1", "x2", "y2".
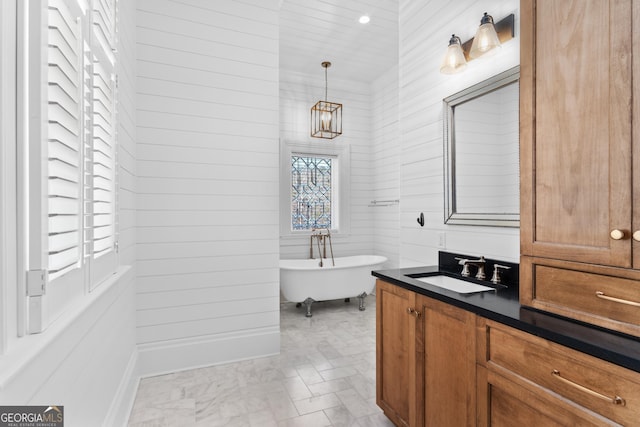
[
  {"x1": 135, "y1": 0, "x2": 280, "y2": 375},
  {"x1": 372, "y1": 65, "x2": 401, "y2": 268},
  {"x1": 279, "y1": 69, "x2": 375, "y2": 260},
  {"x1": 0, "y1": 1, "x2": 138, "y2": 425},
  {"x1": 398, "y1": 0, "x2": 520, "y2": 266}
]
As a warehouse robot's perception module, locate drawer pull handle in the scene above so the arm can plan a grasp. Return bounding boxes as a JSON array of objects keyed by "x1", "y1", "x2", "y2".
[
  {"x1": 551, "y1": 370, "x2": 625, "y2": 406},
  {"x1": 595, "y1": 291, "x2": 640, "y2": 307}
]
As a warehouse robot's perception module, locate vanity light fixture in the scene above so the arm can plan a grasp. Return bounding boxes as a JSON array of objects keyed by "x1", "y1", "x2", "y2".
[
  {"x1": 469, "y1": 13, "x2": 502, "y2": 58},
  {"x1": 440, "y1": 34, "x2": 467, "y2": 74},
  {"x1": 440, "y1": 13, "x2": 515, "y2": 74},
  {"x1": 311, "y1": 61, "x2": 343, "y2": 139}
]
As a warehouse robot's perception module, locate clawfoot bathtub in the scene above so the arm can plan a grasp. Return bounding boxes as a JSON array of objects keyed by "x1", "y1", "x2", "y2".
[{"x1": 279, "y1": 255, "x2": 387, "y2": 317}]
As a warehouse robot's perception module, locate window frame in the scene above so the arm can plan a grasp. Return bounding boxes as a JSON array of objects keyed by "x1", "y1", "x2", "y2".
[
  {"x1": 280, "y1": 141, "x2": 351, "y2": 237},
  {"x1": 0, "y1": 0, "x2": 18, "y2": 352}
]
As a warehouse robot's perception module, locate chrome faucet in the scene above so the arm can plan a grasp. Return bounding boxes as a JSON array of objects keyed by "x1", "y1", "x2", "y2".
[
  {"x1": 491, "y1": 264, "x2": 511, "y2": 284},
  {"x1": 456, "y1": 256, "x2": 486, "y2": 280}
]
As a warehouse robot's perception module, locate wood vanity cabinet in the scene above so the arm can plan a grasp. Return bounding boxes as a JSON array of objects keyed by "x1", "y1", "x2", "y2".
[
  {"x1": 476, "y1": 318, "x2": 640, "y2": 426},
  {"x1": 519, "y1": 0, "x2": 640, "y2": 337},
  {"x1": 376, "y1": 280, "x2": 640, "y2": 426},
  {"x1": 376, "y1": 280, "x2": 476, "y2": 427}
]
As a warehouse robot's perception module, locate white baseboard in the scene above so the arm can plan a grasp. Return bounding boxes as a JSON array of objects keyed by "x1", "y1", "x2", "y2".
[
  {"x1": 136, "y1": 327, "x2": 281, "y2": 379},
  {"x1": 103, "y1": 349, "x2": 140, "y2": 427}
]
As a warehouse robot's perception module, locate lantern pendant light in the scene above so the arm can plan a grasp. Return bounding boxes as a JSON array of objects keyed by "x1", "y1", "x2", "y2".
[{"x1": 311, "y1": 61, "x2": 342, "y2": 139}]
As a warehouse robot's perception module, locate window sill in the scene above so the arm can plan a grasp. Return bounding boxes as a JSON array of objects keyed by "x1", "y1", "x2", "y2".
[
  {"x1": 0, "y1": 265, "x2": 133, "y2": 390},
  {"x1": 280, "y1": 232, "x2": 351, "y2": 241}
]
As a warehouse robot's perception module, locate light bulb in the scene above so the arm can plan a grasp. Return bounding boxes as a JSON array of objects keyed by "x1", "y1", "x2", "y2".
[{"x1": 320, "y1": 110, "x2": 332, "y2": 131}]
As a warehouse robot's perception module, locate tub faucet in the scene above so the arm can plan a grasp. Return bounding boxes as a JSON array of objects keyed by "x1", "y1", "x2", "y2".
[
  {"x1": 310, "y1": 228, "x2": 335, "y2": 267},
  {"x1": 456, "y1": 256, "x2": 486, "y2": 280}
]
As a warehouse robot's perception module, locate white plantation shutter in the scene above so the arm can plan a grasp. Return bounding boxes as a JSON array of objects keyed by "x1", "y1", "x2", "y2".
[
  {"x1": 88, "y1": 0, "x2": 117, "y2": 286},
  {"x1": 47, "y1": 0, "x2": 83, "y2": 281},
  {"x1": 91, "y1": 60, "x2": 115, "y2": 256},
  {"x1": 23, "y1": 0, "x2": 87, "y2": 334},
  {"x1": 22, "y1": 0, "x2": 118, "y2": 332}
]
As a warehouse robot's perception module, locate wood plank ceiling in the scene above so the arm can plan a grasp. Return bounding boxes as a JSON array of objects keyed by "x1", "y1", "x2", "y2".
[{"x1": 279, "y1": 0, "x2": 399, "y2": 83}]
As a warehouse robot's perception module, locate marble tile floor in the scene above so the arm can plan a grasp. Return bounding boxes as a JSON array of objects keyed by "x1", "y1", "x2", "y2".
[{"x1": 127, "y1": 295, "x2": 395, "y2": 427}]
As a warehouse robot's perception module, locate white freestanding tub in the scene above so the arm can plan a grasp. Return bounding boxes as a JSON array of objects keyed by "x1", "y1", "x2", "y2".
[{"x1": 279, "y1": 255, "x2": 387, "y2": 317}]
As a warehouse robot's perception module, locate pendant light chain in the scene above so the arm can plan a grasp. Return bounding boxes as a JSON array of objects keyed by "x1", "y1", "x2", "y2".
[{"x1": 324, "y1": 65, "x2": 328, "y2": 102}]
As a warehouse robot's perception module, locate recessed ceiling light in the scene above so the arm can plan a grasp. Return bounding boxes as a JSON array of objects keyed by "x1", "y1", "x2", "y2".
[{"x1": 359, "y1": 15, "x2": 370, "y2": 24}]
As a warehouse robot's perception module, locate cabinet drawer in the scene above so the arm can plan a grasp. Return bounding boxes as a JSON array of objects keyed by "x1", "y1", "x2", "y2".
[
  {"x1": 478, "y1": 365, "x2": 617, "y2": 427},
  {"x1": 521, "y1": 257, "x2": 640, "y2": 337},
  {"x1": 483, "y1": 321, "x2": 640, "y2": 426}
]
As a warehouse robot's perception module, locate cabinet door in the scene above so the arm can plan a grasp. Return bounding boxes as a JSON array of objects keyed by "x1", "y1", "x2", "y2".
[
  {"x1": 520, "y1": 0, "x2": 633, "y2": 267},
  {"x1": 418, "y1": 295, "x2": 476, "y2": 427},
  {"x1": 633, "y1": 1, "x2": 640, "y2": 268},
  {"x1": 376, "y1": 280, "x2": 417, "y2": 427}
]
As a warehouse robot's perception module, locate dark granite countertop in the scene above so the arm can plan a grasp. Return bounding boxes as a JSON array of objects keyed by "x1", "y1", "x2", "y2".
[{"x1": 372, "y1": 265, "x2": 640, "y2": 373}]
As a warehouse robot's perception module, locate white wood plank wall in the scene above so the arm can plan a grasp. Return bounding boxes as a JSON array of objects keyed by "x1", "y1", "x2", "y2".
[
  {"x1": 372, "y1": 65, "x2": 400, "y2": 268},
  {"x1": 398, "y1": 0, "x2": 521, "y2": 266},
  {"x1": 135, "y1": 0, "x2": 281, "y2": 373},
  {"x1": 279, "y1": 69, "x2": 375, "y2": 260}
]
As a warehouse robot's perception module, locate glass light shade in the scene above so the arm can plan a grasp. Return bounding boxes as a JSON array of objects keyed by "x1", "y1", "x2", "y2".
[
  {"x1": 469, "y1": 13, "x2": 501, "y2": 59},
  {"x1": 440, "y1": 35, "x2": 467, "y2": 74}
]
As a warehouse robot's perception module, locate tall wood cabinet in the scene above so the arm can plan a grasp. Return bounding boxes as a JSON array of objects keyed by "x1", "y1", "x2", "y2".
[
  {"x1": 519, "y1": 0, "x2": 640, "y2": 336},
  {"x1": 376, "y1": 280, "x2": 476, "y2": 427}
]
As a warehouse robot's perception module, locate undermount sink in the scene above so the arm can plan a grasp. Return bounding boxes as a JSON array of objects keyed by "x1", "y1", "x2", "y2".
[{"x1": 410, "y1": 275, "x2": 496, "y2": 294}]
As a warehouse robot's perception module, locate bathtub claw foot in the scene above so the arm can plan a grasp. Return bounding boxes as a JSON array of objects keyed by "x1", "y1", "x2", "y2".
[
  {"x1": 304, "y1": 298, "x2": 315, "y2": 317},
  {"x1": 357, "y1": 292, "x2": 367, "y2": 311}
]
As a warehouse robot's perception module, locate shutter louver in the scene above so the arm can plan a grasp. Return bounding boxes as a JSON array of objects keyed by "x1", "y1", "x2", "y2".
[
  {"x1": 47, "y1": 0, "x2": 82, "y2": 280},
  {"x1": 93, "y1": 0, "x2": 115, "y2": 51}
]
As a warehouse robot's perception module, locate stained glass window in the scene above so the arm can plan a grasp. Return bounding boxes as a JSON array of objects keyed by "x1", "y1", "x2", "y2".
[{"x1": 291, "y1": 155, "x2": 334, "y2": 230}]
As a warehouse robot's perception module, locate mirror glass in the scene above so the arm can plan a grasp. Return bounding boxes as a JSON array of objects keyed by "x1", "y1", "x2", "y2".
[{"x1": 444, "y1": 66, "x2": 520, "y2": 227}]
